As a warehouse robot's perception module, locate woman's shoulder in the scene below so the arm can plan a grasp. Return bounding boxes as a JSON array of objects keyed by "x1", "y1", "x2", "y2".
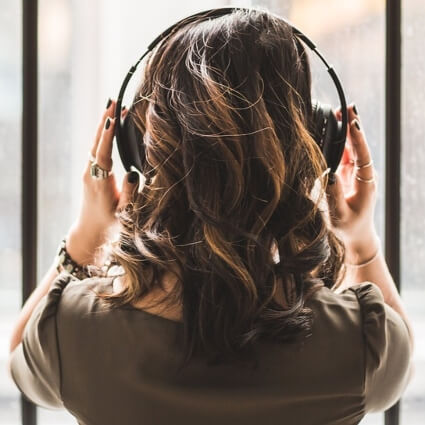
[
  {"x1": 304, "y1": 281, "x2": 375, "y2": 311},
  {"x1": 307, "y1": 281, "x2": 412, "y2": 410},
  {"x1": 60, "y1": 271, "x2": 116, "y2": 294},
  {"x1": 306, "y1": 280, "x2": 386, "y2": 312},
  {"x1": 310, "y1": 281, "x2": 410, "y2": 344},
  {"x1": 7, "y1": 271, "x2": 116, "y2": 410},
  {"x1": 303, "y1": 281, "x2": 394, "y2": 339},
  {"x1": 59, "y1": 271, "x2": 116, "y2": 313},
  {"x1": 37, "y1": 270, "x2": 115, "y2": 311},
  {"x1": 44, "y1": 270, "x2": 118, "y2": 329}
]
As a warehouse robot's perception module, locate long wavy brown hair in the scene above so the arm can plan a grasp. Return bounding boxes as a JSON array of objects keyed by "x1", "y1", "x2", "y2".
[{"x1": 92, "y1": 7, "x2": 346, "y2": 368}]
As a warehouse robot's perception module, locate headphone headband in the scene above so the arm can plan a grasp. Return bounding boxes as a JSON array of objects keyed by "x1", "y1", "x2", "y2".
[{"x1": 114, "y1": 7, "x2": 348, "y2": 172}]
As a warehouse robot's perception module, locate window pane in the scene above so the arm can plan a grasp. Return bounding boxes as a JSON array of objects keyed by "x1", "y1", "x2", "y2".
[
  {"x1": 401, "y1": 1, "x2": 425, "y2": 424},
  {"x1": 0, "y1": 2, "x2": 22, "y2": 425}
]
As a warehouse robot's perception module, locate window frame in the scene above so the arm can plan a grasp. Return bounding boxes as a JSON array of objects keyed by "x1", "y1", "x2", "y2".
[
  {"x1": 20, "y1": 1, "x2": 403, "y2": 424},
  {"x1": 21, "y1": 0, "x2": 38, "y2": 421},
  {"x1": 384, "y1": 1, "x2": 402, "y2": 424}
]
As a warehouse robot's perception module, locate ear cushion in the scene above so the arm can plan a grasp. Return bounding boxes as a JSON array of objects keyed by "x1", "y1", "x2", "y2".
[
  {"x1": 117, "y1": 105, "x2": 146, "y2": 173},
  {"x1": 311, "y1": 100, "x2": 342, "y2": 172},
  {"x1": 311, "y1": 99, "x2": 327, "y2": 150}
]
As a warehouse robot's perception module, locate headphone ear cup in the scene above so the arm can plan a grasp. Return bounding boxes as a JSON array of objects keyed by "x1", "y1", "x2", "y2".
[
  {"x1": 310, "y1": 99, "x2": 326, "y2": 150},
  {"x1": 117, "y1": 105, "x2": 147, "y2": 174},
  {"x1": 310, "y1": 100, "x2": 342, "y2": 172}
]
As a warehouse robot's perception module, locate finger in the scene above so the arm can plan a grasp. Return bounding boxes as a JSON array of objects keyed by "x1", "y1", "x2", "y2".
[
  {"x1": 338, "y1": 145, "x2": 355, "y2": 184},
  {"x1": 346, "y1": 103, "x2": 359, "y2": 150},
  {"x1": 350, "y1": 119, "x2": 373, "y2": 171},
  {"x1": 95, "y1": 116, "x2": 116, "y2": 171},
  {"x1": 121, "y1": 105, "x2": 128, "y2": 114},
  {"x1": 347, "y1": 103, "x2": 358, "y2": 124},
  {"x1": 114, "y1": 106, "x2": 129, "y2": 130},
  {"x1": 91, "y1": 99, "x2": 116, "y2": 158},
  {"x1": 336, "y1": 103, "x2": 357, "y2": 144},
  {"x1": 121, "y1": 107, "x2": 129, "y2": 122},
  {"x1": 117, "y1": 171, "x2": 140, "y2": 212},
  {"x1": 326, "y1": 173, "x2": 347, "y2": 222},
  {"x1": 340, "y1": 145, "x2": 353, "y2": 166},
  {"x1": 349, "y1": 119, "x2": 377, "y2": 196},
  {"x1": 334, "y1": 107, "x2": 342, "y2": 121}
]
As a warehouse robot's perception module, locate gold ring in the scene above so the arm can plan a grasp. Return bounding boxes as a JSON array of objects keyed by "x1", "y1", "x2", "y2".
[
  {"x1": 355, "y1": 174, "x2": 375, "y2": 183},
  {"x1": 355, "y1": 159, "x2": 373, "y2": 170},
  {"x1": 90, "y1": 162, "x2": 111, "y2": 179},
  {"x1": 88, "y1": 151, "x2": 112, "y2": 179}
]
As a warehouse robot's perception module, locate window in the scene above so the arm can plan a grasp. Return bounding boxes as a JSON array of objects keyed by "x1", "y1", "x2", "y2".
[
  {"x1": 1, "y1": 1, "x2": 422, "y2": 424},
  {"x1": 401, "y1": 1, "x2": 425, "y2": 423},
  {"x1": 0, "y1": 2, "x2": 22, "y2": 425}
]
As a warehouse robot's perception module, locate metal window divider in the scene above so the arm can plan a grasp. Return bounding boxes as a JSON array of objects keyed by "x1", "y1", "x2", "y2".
[
  {"x1": 22, "y1": 0, "x2": 38, "y2": 424},
  {"x1": 385, "y1": 0, "x2": 402, "y2": 424}
]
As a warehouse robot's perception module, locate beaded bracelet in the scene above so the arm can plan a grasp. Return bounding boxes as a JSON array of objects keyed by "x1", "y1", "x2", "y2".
[{"x1": 54, "y1": 237, "x2": 91, "y2": 280}]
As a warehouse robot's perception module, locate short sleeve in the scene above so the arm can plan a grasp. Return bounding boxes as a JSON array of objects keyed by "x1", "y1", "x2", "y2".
[
  {"x1": 9, "y1": 271, "x2": 76, "y2": 409},
  {"x1": 348, "y1": 282, "x2": 413, "y2": 412}
]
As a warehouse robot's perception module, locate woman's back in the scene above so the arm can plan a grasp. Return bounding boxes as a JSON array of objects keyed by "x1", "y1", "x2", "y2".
[{"x1": 9, "y1": 272, "x2": 412, "y2": 425}]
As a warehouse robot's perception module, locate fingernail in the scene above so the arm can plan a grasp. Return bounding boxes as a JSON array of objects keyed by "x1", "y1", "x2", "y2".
[
  {"x1": 128, "y1": 171, "x2": 139, "y2": 183},
  {"x1": 353, "y1": 119, "x2": 360, "y2": 131},
  {"x1": 106, "y1": 98, "x2": 112, "y2": 109},
  {"x1": 105, "y1": 117, "x2": 111, "y2": 130},
  {"x1": 352, "y1": 104, "x2": 358, "y2": 115},
  {"x1": 121, "y1": 105, "x2": 126, "y2": 111},
  {"x1": 328, "y1": 172, "x2": 336, "y2": 185}
]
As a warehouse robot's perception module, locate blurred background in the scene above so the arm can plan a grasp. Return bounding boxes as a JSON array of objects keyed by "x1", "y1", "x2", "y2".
[{"x1": 1, "y1": 0, "x2": 423, "y2": 423}]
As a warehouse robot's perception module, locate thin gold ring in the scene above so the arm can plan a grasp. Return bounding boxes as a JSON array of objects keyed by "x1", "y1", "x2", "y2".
[
  {"x1": 355, "y1": 174, "x2": 375, "y2": 183},
  {"x1": 355, "y1": 159, "x2": 373, "y2": 170}
]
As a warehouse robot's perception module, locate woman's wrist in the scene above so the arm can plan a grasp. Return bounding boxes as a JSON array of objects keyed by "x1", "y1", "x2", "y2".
[
  {"x1": 65, "y1": 224, "x2": 104, "y2": 267},
  {"x1": 343, "y1": 231, "x2": 381, "y2": 265}
]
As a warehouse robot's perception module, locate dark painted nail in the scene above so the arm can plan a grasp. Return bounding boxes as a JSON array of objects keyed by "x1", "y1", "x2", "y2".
[
  {"x1": 128, "y1": 171, "x2": 139, "y2": 183},
  {"x1": 354, "y1": 119, "x2": 360, "y2": 130},
  {"x1": 352, "y1": 104, "x2": 358, "y2": 115},
  {"x1": 121, "y1": 105, "x2": 126, "y2": 111},
  {"x1": 328, "y1": 172, "x2": 336, "y2": 185},
  {"x1": 105, "y1": 117, "x2": 111, "y2": 130},
  {"x1": 106, "y1": 98, "x2": 112, "y2": 109}
]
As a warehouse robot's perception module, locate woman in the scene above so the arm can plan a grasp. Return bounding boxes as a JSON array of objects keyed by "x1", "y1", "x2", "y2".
[{"x1": 8, "y1": 8, "x2": 414, "y2": 425}]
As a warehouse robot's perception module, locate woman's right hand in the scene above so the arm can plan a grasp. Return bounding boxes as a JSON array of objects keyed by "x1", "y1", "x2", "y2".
[{"x1": 326, "y1": 104, "x2": 380, "y2": 263}]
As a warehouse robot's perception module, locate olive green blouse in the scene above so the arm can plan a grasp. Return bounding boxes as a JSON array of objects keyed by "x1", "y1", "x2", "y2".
[{"x1": 9, "y1": 271, "x2": 412, "y2": 425}]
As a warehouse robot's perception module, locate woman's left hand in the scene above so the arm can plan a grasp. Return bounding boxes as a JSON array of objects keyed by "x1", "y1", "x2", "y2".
[{"x1": 64, "y1": 99, "x2": 140, "y2": 267}]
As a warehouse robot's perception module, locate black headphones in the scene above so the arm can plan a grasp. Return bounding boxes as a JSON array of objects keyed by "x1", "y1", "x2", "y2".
[{"x1": 114, "y1": 7, "x2": 348, "y2": 178}]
